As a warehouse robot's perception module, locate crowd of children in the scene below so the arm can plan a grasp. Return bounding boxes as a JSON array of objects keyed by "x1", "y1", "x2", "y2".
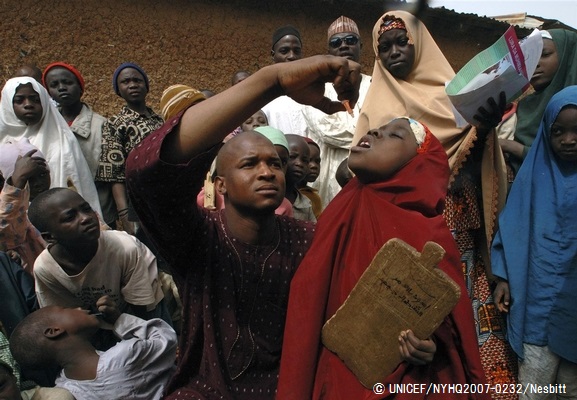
[{"x1": 0, "y1": 9, "x2": 576, "y2": 400}]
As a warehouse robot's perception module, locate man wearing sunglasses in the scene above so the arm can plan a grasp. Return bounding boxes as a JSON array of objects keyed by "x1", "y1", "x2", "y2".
[
  {"x1": 302, "y1": 16, "x2": 372, "y2": 208},
  {"x1": 328, "y1": 21, "x2": 362, "y2": 62}
]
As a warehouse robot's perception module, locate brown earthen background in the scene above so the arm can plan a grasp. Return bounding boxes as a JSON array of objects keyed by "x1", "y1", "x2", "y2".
[{"x1": 1, "y1": 0, "x2": 521, "y2": 118}]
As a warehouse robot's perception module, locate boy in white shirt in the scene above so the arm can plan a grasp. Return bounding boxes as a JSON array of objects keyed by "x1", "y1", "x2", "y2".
[
  {"x1": 28, "y1": 188, "x2": 167, "y2": 327},
  {"x1": 9, "y1": 296, "x2": 176, "y2": 400}
]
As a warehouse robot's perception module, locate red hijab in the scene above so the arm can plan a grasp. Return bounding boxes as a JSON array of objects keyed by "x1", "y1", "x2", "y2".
[{"x1": 277, "y1": 130, "x2": 488, "y2": 399}]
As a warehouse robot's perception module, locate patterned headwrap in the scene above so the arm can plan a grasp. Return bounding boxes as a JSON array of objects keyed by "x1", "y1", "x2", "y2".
[
  {"x1": 42, "y1": 62, "x2": 85, "y2": 91},
  {"x1": 0, "y1": 138, "x2": 47, "y2": 179},
  {"x1": 327, "y1": 16, "x2": 360, "y2": 40},
  {"x1": 112, "y1": 62, "x2": 149, "y2": 96},
  {"x1": 254, "y1": 126, "x2": 289, "y2": 153},
  {"x1": 378, "y1": 14, "x2": 412, "y2": 44},
  {"x1": 160, "y1": 84, "x2": 205, "y2": 120},
  {"x1": 393, "y1": 117, "x2": 431, "y2": 153}
]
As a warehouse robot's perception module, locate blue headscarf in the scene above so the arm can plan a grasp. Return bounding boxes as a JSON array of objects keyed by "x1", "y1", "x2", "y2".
[{"x1": 491, "y1": 85, "x2": 577, "y2": 363}]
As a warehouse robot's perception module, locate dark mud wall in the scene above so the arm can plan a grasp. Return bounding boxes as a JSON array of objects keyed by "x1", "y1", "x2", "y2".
[{"x1": 0, "y1": 0, "x2": 515, "y2": 118}]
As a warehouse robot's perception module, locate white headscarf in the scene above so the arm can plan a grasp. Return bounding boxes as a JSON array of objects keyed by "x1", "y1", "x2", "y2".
[{"x1": 0, "y1": 77, "x2": 102, "y2": 216}]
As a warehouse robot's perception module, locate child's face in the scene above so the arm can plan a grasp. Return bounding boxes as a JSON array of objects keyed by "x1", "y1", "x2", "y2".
[
  {"x1": 306, "y1": 144, "x2": 321, "y2": 183},
  {"x1": 12, "y1": 84, "x2": 43, "y2": 125},
  {"x1": 43, "y1": 190, "x2": 100, "y2": 245},
  {"x1": 241, "y1": 111, "x2": 268, "y2": 132},
  {"x1": 116, "y1": 67, "x2": 148, "y2": 105},
  {"x1": 45, "y1": 67, "x2": 83, "y2": 107},
  {"x1": 550, "y1": 105, "x2": 577, "y2": 164},
  {"x1": 531, "y1": 38, "x2": 559, "y2": 92},
  {"x1": 28, "y1": 171, "x2": 51, "y2": 201},
  {"x1": 348, "y1": 119, "x2": 418, "y2": 184},
  {"x1": 286, "y1": 136, "x2": 310, "y2": 185},
  {"x1": 46, "y1": 306, "x2": 100, "y2": 336}
]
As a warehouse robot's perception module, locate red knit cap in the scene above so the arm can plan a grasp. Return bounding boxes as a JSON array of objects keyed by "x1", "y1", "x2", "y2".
[
  {"x1": 42, "y1": 62, "x2": 85, "y2": 91},
  {"x1": 304, "y1": 137, "x2": 320, "y2": 150}
]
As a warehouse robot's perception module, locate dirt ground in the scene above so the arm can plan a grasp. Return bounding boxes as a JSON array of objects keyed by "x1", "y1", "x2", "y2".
[{"x1": 0, "y1": 0, "x2": 522, "y2": 118}]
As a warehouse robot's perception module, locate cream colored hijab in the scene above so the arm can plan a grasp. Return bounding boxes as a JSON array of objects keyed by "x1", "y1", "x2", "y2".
[
  {"x1": 353, "y1": 10, "x2": 507, "y2": 269},
  {"x1": 353, "y1": 10, "x2": 468, "y2": 169}
]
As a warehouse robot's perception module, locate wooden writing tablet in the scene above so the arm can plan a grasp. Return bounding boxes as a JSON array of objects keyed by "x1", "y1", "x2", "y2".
[{"x1": 321, "y1": 238, "x2": 461, "y2": 388}]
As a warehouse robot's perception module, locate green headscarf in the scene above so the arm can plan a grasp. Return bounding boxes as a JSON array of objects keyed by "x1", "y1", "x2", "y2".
[
  {"x1": 254, "y1": 126, "x2": 289, "y2": 153},
  {"x1": 513, "y1": 29, "x2": 577, "y2": 172}
]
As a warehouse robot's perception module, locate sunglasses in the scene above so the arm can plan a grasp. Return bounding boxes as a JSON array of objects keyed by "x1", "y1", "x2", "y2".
[{"x1": 329, "y1": 35, "x2": 359, "y2": 49}]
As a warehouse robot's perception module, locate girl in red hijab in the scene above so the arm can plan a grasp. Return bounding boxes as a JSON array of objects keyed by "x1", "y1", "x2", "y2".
[{"x1": 277, "y1": 118, "x2": 488, "y2": 399}]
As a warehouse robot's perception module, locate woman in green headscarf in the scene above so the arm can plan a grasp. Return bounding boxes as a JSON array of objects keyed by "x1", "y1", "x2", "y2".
[{"x1": 499, "y1": 29, "x2": 577, "y2": 175}]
